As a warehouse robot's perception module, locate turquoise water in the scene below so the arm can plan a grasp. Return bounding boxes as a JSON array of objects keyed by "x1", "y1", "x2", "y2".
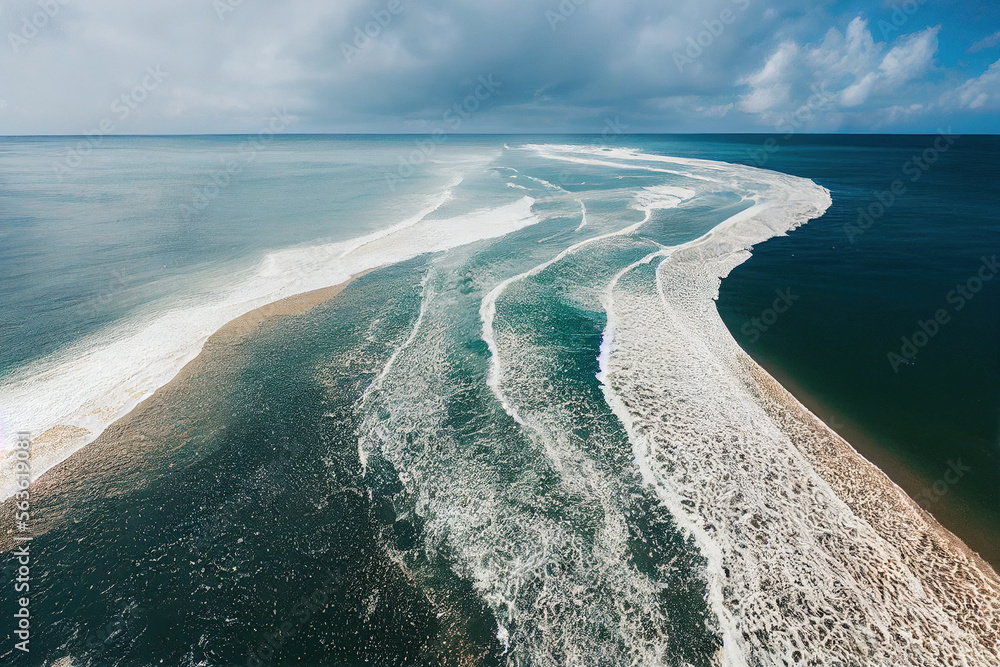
[
  {"x1": 1, "y1": 136, "x2": 998, "y2": 665},
  {"x1": 0, "y1": 136, "x2": 461, "y2": 376}
]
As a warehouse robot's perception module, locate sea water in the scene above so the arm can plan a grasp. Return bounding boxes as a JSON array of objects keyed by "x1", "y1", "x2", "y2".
[{"x1": 1, "y1": 135, "x2": 998, "y2": 666}]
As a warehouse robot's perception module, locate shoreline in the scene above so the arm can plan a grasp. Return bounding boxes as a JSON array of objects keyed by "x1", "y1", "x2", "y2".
[
  {"x1": 13, "y1": 219, "x2": 997, "y2": 577},
  {"x1": 607, "y1": 161, "x2": 1000, "y2": 660},
  {"x1": 726, "y1": 335, "x2": 1000, "y2": 657},
  {"x1": 742, "y1": 353, "x2": 1000, "y2": 570},
  {"x1": 5, "y1": 152, "x2": 998, "y2": 659},
  {"x1": 1, "y1": 273, "x2": 365, "y2": 547},
  {"x1": 733, "y1": 342, "x2": 1000, "y2": 575},
  {"x1": 196, "y1": 274, "x2": 366, "y2": 345}
]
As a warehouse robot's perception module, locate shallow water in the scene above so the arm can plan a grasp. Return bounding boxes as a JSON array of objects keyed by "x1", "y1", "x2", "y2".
[{"x1": 2, "y1": 136, "x2": 998, "y2": 665}]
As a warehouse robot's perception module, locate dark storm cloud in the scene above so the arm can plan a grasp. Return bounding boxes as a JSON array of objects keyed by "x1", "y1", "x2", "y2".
[{"x1": 0, "y1": 0, "x2": 998, "y2": 133}]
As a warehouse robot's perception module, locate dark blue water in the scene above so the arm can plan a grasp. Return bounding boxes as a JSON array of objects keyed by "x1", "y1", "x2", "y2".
[
  {"x1": 706, "y1": 134, "x2": 1000, "y2": 566},
  {"x1": 3, "y1": 135, "x2": 997, "y2": 665},
  {"x1": 1, "y1": 259, "x2": 507, "y2": 666}
]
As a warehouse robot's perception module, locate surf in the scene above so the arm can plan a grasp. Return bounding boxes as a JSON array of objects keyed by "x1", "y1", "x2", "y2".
[
  {"x1": 0, "y1": 182, "x2": 539, "y2": 501},
  {"x1": 587, "y1": 147, "x2": 1000, "y2": 664}
]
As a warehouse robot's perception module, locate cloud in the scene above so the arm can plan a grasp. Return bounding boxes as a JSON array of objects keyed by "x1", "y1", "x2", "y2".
[
  {"x1": 698, "y1": 102, "x2": 735, "y2": 118},
  {"x1": 0, "y1": 0, "x2": 333, "y2": 133},
  {"x1": 951, "y1": 58, "x2": 1000, "y2": 110},
  {"x1": 738, "y1": 41, "x2": 799, "y2": 114},
  {"x1": 738, "y1": 16, "x2": 939, "y2": 128},
  {"x1": 0, "y1": 0, "x2": 994, "y2": 133},
  {"x1": 968, "y1": 31, "x2": 1000, "y2": 54},
  {"x1": 879, "y1": 27, "x2": 939, "y2": 85},
  {"x1": 1, "y1": 0, "x2": 794, "y2": 133}
]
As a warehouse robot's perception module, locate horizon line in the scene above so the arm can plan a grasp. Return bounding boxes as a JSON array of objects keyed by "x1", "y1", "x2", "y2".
[{"x1": 2, "y1": 131, "x2": 997, "y2": 138}]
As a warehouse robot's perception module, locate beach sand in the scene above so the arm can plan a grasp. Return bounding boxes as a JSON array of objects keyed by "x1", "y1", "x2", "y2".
[
  {"x1": 4, "y1": 252, "x2": 999, "y2": 661},
  {"x1": 749, "y1": 358, "x2": 1000, "y2": 571},
  {"x1": 1, "y1": 275, "x2": 362, "y2": 547},
  {"x1": 727, "y1": 335, "x2": 1000, "y2": 656}
]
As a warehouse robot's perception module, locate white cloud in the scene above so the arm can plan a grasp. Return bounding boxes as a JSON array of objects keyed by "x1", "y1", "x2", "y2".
[
  {"x1": 968, "y1": 31, "x2": 1000, "y2": 54},
  {"x1": 698, "y1": 102, "x2": 734, "y2": 117},
  {"x1": 738, "y1": 17, "x2": 939, "y2": 127},
  {"x1": 738, "y1": 41, "x2": 798, "y2": 113},
  {"x1": 840, "y1": 73, "x2": 878, "y2": 107},
  {"x1": 883, "y1": 103, "x2": 927, "y2": 124},
  {"x1": 879, "y1": 27, "x2": 939, "y2": 85},
  {"x1": 951, "y1": 58, "x2": 1000, "y2": 110},
  {"x1": 807, "y1": 17, "x2": 879, "y2": 80},
  {"x1": 0, "y1": 0, "x2": 992, "y2": 133}
]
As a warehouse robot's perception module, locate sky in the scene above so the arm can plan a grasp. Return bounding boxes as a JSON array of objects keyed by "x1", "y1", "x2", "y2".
[{"x1": 0, "y1": 0, "x2": 998, "y2": 135}]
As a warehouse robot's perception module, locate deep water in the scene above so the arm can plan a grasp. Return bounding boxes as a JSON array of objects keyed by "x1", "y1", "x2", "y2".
[
  {"x1": 1, "y1": 259, "x2": 507, "y2": 666},
  {"x1": 709, "y1": 134, "x2": 1000, "y2": 566},
  {"x1": 2, "y1": 135, "x2": 998, "y2": 665}
]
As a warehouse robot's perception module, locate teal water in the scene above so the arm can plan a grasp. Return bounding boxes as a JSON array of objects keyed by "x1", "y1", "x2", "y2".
[
  {"x1": 0, "y1": 136, "x2": 461, "y2": 376},
  {"x1": 1, "y1": 136, "x2": 998, "y2": 665}
]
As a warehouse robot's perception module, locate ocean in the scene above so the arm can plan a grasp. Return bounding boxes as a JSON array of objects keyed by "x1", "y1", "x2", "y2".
[{"x1": 1, "y1": 135, "x2": 997, "y2": 666}]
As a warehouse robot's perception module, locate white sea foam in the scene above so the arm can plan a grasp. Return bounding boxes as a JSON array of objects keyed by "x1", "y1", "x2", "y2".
[
  {"x1": 364, "y1": 246, "x2": 691, "y2": 666},
  {"x1": 573, "y1": 198, "x2": 587, "y2": 231},
  {"x1": 448, "y1": 178, "x2": 722, "y2": 665},
  {"x1": 0, "y1": 187, "x2": 539, "y2": 501},
  {"x1": 480, "y1": 185, "x2": 691, "y2": 428},
  {"x1": 358, "y1": 144, "x2": 1000, "y2": 665},
  {"x1": 585, "y1": 147, "x2": 1000, "y2": 664},
  {"x1": 523, "y1": 144, "x2": 721, "y2": 183},
  {"x1": 521, "y1": 174, "x2": 564, "y2": 190},
  {"x1": 337, "y1": 175, "x2": 463, "y2": 258},
  {"x1": 13, "y1": 142, "x2": 1000, "y2": 665},
  {"x1": 356, "y1": 273, "x2": 435, "y2": 477},
  {"x1": 635, "y1": 184, "x2": 698, "y2": 210},
  {"x1": 527, "y1": 143, "x2": 733, "y2": 173}
]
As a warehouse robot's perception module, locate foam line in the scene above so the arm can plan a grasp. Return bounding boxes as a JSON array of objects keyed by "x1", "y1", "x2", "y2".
[
  {"x1": 480, "y1": 187, "x2": 692, "y2": 427},
  {"x1": 357, "y1": 273, "x2": 435, "y2": 476},
  {"x1": 596, "y1": 156, "x2": 1000, "y2": 664},
  {"x1": 0, "y1": 189, "x2": 539, "y2": 501},
  {"x1": 574, "y1": 199, "x2": 587, "y2": 232},
  {"x1": 523, "y1": 144, "x2": 720, "y2": 183},
  {"x1": 525, "y1": 143, "x2": 734, "y2": 173},
  {"x1": 521, "y1": 174, "x2": 564, "y2": 190},
  {"x1": 337, "y1": 175, "x2": 463, "y2": 258}
]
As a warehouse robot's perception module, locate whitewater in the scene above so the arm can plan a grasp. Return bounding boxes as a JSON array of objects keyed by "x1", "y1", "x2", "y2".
[
  {"x1": 0, "y1": 183, "x2": 539, "y2": 500},
  {"x1": 353, "y1": 144, "x2": 1000, "y2": 665},
  {"x1": 3, "y1": 140, "x2": 998, "y2": 666}
]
